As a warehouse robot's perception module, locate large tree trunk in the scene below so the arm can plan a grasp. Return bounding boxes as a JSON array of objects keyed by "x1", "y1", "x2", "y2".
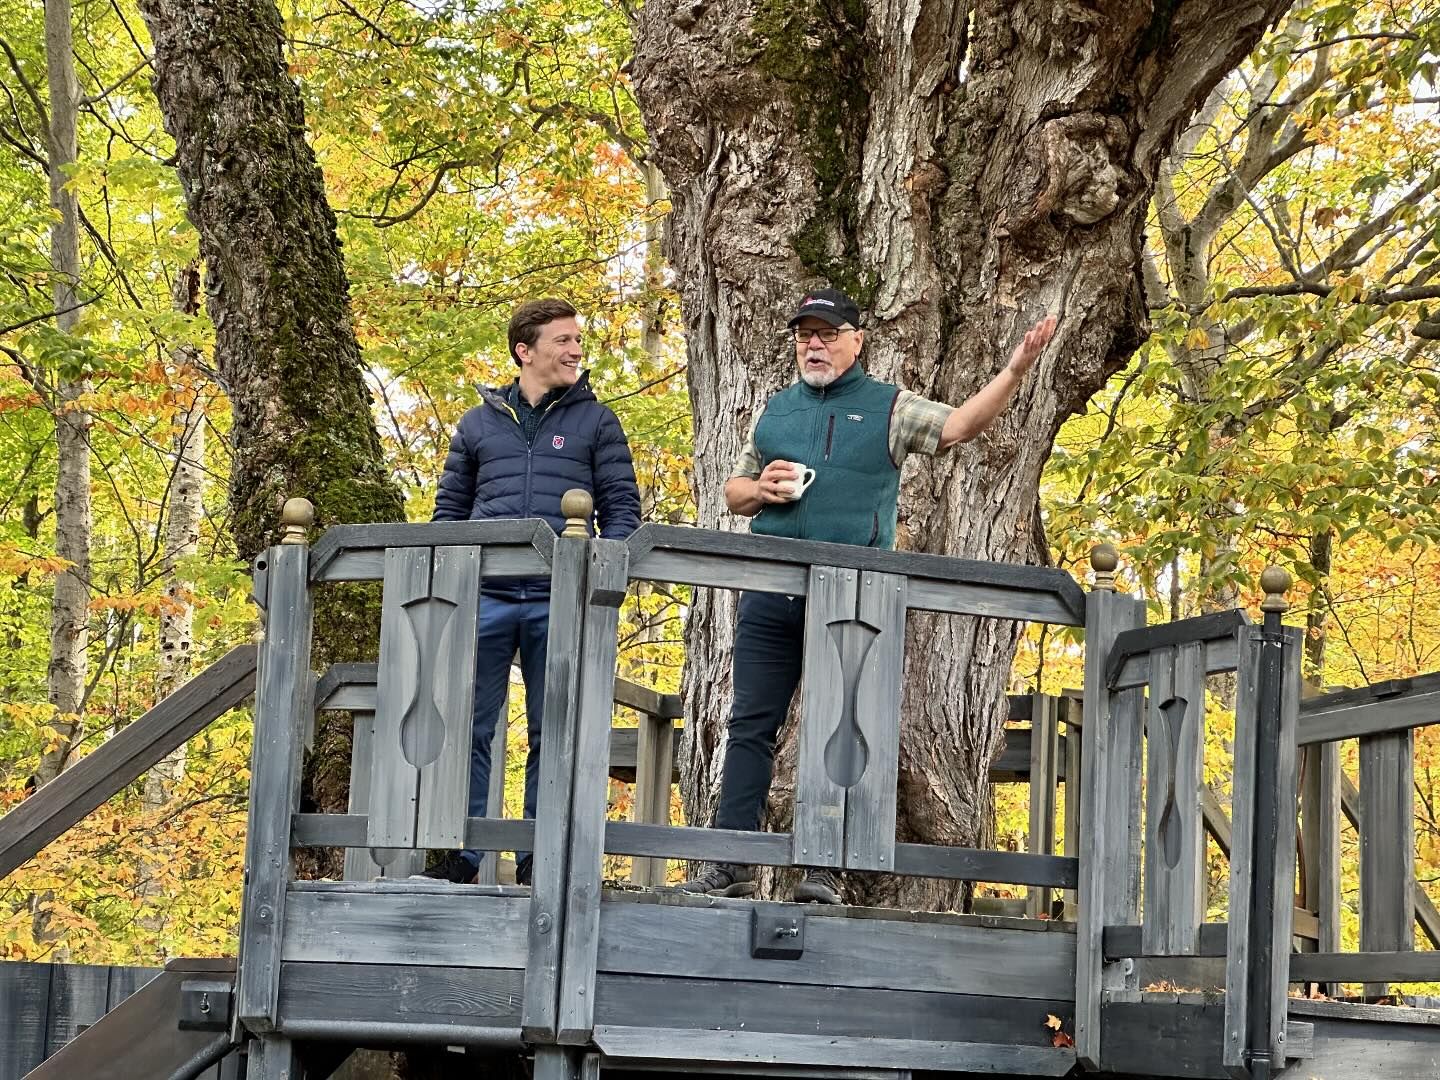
[
  {"x1": 136, "y1": 0, "x2": 404, "y2": 563},
  {"x1": 633, "y1": 0, "x2": 1291, "y2": 907},
  {"x1": 137, "y1": 0, "x2": 407, "y2": 847},
  {"x1": 36, "y1": 0, "x2": 92, "y2": 786}
]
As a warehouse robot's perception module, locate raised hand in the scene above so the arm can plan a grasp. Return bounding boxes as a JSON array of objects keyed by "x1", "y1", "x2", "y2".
[{"x1": 1006, "y1": 314, "x2": 1057, "y2": 377}]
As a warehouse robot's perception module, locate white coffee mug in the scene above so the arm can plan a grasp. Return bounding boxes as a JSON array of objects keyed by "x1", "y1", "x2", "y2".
[{"x1": 776, "y1": 464, "x2": 817, "y2": 501}]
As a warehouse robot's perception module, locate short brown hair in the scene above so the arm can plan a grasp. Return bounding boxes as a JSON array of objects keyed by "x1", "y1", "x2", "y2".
[{"x1": 508, "y1": 298, "x2": 578, "y2": 366}]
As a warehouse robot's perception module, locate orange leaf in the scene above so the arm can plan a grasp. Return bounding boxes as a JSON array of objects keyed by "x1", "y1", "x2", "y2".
[
  {"x1": 1044, "y1": 1014, "x2": 1062, "y2": 1030},
  {"x1": 1052, "y1": 1031, "x2": 1076, "y2": 1048}
]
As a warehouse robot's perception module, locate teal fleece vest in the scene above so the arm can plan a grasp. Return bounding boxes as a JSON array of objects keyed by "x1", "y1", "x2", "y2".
[{"x1": 751, "y1": 364, "x2": 902, "y2": 549}]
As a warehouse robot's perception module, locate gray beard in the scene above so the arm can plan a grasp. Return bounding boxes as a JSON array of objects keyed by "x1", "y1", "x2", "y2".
[{"x1": 800, "y1": 367, "x2": 838, "y2": 388}]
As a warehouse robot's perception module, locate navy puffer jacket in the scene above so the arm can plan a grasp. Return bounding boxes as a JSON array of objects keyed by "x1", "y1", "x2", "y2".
[{"x1": 433, "y1": 372, "x2": 641, "y2": 599}]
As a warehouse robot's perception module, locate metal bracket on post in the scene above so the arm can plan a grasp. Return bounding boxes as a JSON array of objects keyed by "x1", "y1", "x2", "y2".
[
  {"x1": 751, "y1": 905, "x2": 805, "y2": 959},
  {"x1": 179, "y1": 979, "x2": 235, "y2": 1032}
]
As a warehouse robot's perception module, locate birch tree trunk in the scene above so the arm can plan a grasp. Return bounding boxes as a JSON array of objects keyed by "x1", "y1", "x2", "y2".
[
  {"x1": 36, "y1": 0, "x2": 91, "y2": 786},
  {"x1": 143, "y1": 263, "x2": 206, "y2": 811},
  {"x1": 633, "y1": 0, "x2": 1291, "y2": 907}
]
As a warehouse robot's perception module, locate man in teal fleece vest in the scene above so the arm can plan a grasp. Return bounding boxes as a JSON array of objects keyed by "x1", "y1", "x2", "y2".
[{"x1": 679, "y1": 287, "x2": 1056, "y2": 904}]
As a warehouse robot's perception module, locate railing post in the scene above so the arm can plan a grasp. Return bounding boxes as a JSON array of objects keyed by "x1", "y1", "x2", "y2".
[
  {"x1": 1026, "y1": 693, "x2": 1059, "y2": 919},
  {"x1": 1224, "y1": 568, "x2": 1301, "y2": 1079},
  {"x1": 1359, "y1": 725, "x2": 1416, "y2": 998},
  {"x1": 522, "y1": 501, "x2": 592, "y2": 1043},
  {"x1": 236, "y1": 498, "x2": 315, "y2": 1033},
  {"x1": 1075, "y1": 545, "x2": 1147, "y2": 1069},
  {"x1": 630, "y1": 707, "x2": 675, "y2": 888},
  {"x1": 556, "y1": 536, "x2": 629, "y2": 1042}
]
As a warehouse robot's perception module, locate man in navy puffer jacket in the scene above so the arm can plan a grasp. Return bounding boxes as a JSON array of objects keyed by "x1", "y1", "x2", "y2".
[{"x1": 423, "y1": 298, "x2": 641, "y2": 884}]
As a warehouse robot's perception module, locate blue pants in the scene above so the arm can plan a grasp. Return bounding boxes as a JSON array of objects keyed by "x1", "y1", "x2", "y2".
[
  {"x1": 714, "y1": 592, "x2": 807, "y2": 832},
  {"x1": 463, "y1": 594, "x2": 549, "y2": 879}
]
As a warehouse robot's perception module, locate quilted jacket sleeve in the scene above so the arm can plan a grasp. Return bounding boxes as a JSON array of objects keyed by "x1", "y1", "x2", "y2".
[{"x1": 592, "y1": 407, "x2": 641, "y2": 539}]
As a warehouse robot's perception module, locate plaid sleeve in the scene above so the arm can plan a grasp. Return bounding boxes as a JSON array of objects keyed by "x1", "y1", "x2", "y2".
[
  {"x1": 890, "y1": 390, "x2": 955, "y2": 461},
  {"x1": 730, "y1": 410, "x2": 764, "y2": 479}
]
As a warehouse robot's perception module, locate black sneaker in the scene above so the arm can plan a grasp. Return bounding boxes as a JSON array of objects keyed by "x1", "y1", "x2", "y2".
[
  {"x1": 675, "y1": 862, "x2": 756, "y2": 897},
  {"x1": 515, "y1": 857, "x2": 532, "y2": 887},
  {"x1": 412, "y1": 852, "x2": 478, "y2": 884},
  {"x1": 793, "y1": 868, "x2": 842, "y2": 905}
]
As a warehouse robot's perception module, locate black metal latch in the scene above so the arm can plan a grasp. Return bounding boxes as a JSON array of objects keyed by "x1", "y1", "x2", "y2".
[
  {"x1": 178, "y1": 979, "x2": 234, "y2": 1031},
  {"x1": 751, "y1": 905, "x2": 804, "y2": 960}
]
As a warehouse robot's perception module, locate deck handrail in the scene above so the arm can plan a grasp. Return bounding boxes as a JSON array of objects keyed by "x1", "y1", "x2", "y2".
[{"x1": 0, "y1": 645, "x2": 258, "y2": 880}]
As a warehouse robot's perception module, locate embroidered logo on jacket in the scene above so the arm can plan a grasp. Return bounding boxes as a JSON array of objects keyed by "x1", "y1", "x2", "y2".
[
  {"x1": 847, "y1": 414, "x2": 863, "y2": 421},
  {"x1": 552, "y1": 435, "x2": 566, "y2": 449}
]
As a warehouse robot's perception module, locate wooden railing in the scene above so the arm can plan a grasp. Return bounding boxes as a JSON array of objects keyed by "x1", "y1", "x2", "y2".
[{"x1": 1077, "y1": 562, "x2": 1304, "y2": 1077}]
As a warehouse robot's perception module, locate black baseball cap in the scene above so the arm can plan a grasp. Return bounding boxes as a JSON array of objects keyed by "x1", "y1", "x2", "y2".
[{"x1": 787, "y1": 288, "x2": 861, "y2": 329}]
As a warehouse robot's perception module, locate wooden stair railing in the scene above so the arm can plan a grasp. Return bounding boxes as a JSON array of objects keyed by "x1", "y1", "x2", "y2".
[{"x1": 0, "y1": 645, "x2": 259, "y2": 879}]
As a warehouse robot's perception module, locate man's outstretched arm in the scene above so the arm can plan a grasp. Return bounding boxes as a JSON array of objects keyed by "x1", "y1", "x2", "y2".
[{"x1": 937, "y1": 315, "x2": 1056, "y2": 450}]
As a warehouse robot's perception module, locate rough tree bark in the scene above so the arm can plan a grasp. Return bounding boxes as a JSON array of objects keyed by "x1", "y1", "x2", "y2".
[
  {"x1": 137, "y1": 0, "x2": 406, "y2": 832},
  {"x1": 633, "y1": 0, "x2": 1292, "y2": 907},
  {"x1": 36, "y1": 0, "x2": 92, "y2": 786},
  {"x1": 136, "y1": 0, "x2": 403, "y2": 563}
]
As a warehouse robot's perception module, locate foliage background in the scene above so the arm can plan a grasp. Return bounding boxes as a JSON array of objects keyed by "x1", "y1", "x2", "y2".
[{"x1": 0, "y1": 0, "x2": 1437, "y2": 993}]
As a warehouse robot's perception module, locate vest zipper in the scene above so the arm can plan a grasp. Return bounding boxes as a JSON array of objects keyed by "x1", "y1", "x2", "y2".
[{"x1": 823, "y1": 414, "x2": 835, "y2": 461}]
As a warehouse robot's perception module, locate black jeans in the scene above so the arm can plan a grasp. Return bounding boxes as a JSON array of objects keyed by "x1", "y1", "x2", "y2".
[{"x1": 714, "y1": 591, "x2": 807, "y2": 832}]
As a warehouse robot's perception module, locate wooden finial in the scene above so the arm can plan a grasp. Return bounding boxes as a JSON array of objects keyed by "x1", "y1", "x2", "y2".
[
  {"x1": 279, "y1": 497, "x2": 315, "y2": 545},
  {"x1": 561, "y1": 489, "x2": 594, "y2": 538},
  {"x1": 1090, "y1": 543, "x2": 1119, "y2": 591},
  {"x1": 1260, "y1": 565, "x2": 1291, "y2": 613}
]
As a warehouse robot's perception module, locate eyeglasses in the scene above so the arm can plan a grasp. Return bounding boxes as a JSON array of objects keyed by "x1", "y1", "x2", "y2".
[{"x1": 790, "y1": 327, "x2": 854, "y2": 344}]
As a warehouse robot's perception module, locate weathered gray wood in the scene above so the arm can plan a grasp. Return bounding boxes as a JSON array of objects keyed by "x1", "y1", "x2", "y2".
[
  {"x1": 276, "y1": 961, "x2": 524, "y2": 1043},
  {"x1": 1338, "y1": 773, "x2": 1440, "y2": 950},
  {"x1": 43, "y1": 962, "x2": 110, "y2": 1059},
  {"x1": 16, "y1": 960, "x2": 238, "y2": 1080},
  {"x1": 593, "y1": 973, "x2": 1073, "y2": 1045},
  {"x1": 1223, "y1": 624, "x2": 1302, "y2": 1071},
  {"x1": 476, "y1": 673, "x2": 511, "y2": 887},
  {"x1": 1027, "y1": 694, "x2": 1059, "y2": 919},
  {"x1": 1290, "y1": 951, "x2": 1440, "y2": 984},
  {"x1": 236, "y1": 544, "x2": 312, "y2": 1031},
  {"x1": 1222, "y1": 628, "x2": 1261, "y2": 1072},
  {"x1": 592, "y1": 1025, "x2": 1076, "y2": 1074},
  {"x1": 1062, "y1": 700, "x2": 1082, "y2": 914},
  {"x1": 1298, "y1": 682, "x2": 1440, "y2": 745},
  {"x1": 1074, "y1": 589, "x2": 1146, "y2": 1069},
  {"x1": 368, "y1": 547, "x2": 432, "y2": 849},
  {"x1": 557, "y1": 539, "x2": 629, "y2": 1043},
  {"x1": 630, "y1": 711, "x2": 677, "y2": 886},
  {"x1": 246, "y1": 1035, "x2": 298, "y2": 1080},
  {"x1": 626, "y1": 523, "x2": 1087, "y2": 621},
  {"x1": 1299, "y1": 738, "x2": 1342, "y2": 979},
  {"x1": 1143, "y1": 641, "x2": 1207, "y2": 956},
  {"x1": 0, "y1": 959, "x2": 51, "y2": 1075},
  {"x1": 990, "y1": 724, "x2": 1069, "y2": 782},
  {"x1": 1360, "y1": 727, "x2": 1416, "y2": 997},
  {"x1": 845, "y1": 571, "x2": 906, "y2": 872},
  {"x1": 612, "y1": 676, "x2": 683, "y2": 719},
  {"x1": 522, "y1": 536, "x2": 589, "y2": 1041},
  {"x1": 596, "y1": 899, "x2": 1075, "y2": 999},
  {"x1": 1109, "y1": 634, "x2": 1240, "y2": 692},
  {"x1": 344, "y1": 710, "x2": 421, "y2": 881},
  {"x1": 533, "y1": 1045, "x2": 593, "y2": 1080},
  {"x1": 293, "y1": 812, "x2": 535, "y2": 853},
  {"x1": 414, "y1": 545, "x2": 482, "y2": 848},
  {"x1": 1106, "y1": 610, "x2": 1251, "y2": 688},
  {"x1": 282, "y1": 889, "x2": 530, "y2": 966},
  {"x1": 368, "y1": 546, "x2": 481, "y2": 850},
  {"x1": 1101, "y1": 1001, "x2": 1321, "y2": 1079},
  {"x1": 890, "y1": 844, "x2": 1077, "y2": 886},
  {"x1": 307, "y1": 519, "x2": 553, "y2": 581},
  {"x1": 0, "y1": 646, "x2": 257, "y2": 879},
  {"x1": 794, "y1": 565, "x2": 856, "y2": 869},
  {"x1": 1200, "y1": 783, "x2": 1233, "y2": 858}
]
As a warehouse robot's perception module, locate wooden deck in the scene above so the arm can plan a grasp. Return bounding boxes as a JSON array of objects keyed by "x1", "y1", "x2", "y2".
[{"x1": 8, "y1": 503, "x2": 1440, "y2": 1079}]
